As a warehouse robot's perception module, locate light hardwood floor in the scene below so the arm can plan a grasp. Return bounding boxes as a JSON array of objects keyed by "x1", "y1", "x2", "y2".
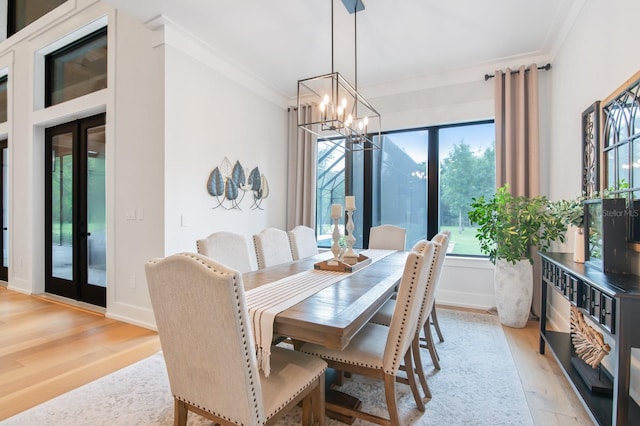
[
  {"x1": 0, "y1": 286, "x2": 592, "y2": 424},
  {"x1": 0, "y1": 286, "x2": 161, "y2": 420}
]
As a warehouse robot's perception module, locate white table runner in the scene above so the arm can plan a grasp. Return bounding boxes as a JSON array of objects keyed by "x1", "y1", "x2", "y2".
[{"x1": 246, "y1": 249, "x2": 394, "y2": 376}]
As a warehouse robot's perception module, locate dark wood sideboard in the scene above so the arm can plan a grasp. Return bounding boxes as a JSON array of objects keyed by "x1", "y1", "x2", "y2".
[{"x1": 539, "y1": 252, "x2": 640, "y2": 425}]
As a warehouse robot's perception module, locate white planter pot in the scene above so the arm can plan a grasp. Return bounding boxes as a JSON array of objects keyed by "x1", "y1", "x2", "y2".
[
  {"x1": 494, "y1": 259, "x2": 533, "y2": 328},
  {"x1": 573, "y1": 227, "x2": 585, "y2": 263}
]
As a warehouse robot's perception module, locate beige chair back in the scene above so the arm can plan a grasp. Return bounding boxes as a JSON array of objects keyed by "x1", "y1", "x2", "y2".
[
  {"x1": 421, "y1": 231, "x2": 451, "y2": 322},
  {"x1": 369, "y1": 224, "x2": 406, "y2": 251},
  {"x1": 253, "y1": 227, "x2": 293, "y2": 269},
  {"x1": 288, "y1": 225, "x2": 319, "y2": 260},
  {"x1": 196, "y1": 231, "x2": 257, "y2": 273},
  {"x1": 382, "y1": 242, "x2": 435, "y2": 375},
  {"x1": 145, "y1": 253, "x2": 268, "y2": 425}
]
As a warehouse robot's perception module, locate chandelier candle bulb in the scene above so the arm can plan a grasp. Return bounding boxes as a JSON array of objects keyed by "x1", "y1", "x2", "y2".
[
  {"x1": 345, "y1": 196, "x2": 356, "y2": 211},
  {"x1": 331, "y1": 203, "x2": 342, "y2": 220}
]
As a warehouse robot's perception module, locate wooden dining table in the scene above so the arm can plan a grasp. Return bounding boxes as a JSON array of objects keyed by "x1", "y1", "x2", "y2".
[{"x1": 242, "y1": 249, "x2": 407, "y2": 350}]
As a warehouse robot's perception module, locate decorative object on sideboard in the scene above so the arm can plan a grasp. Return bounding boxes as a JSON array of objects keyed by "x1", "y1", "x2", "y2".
[
  {"x1": 207, "y1": 157, "x2": 269, "y2": 210},
  {"x1": 581, "y1": 101, "x2": 600, "y2": 199},
  {"x1": 569, "y1": 305, "x2": 613, "y2": 396},
  {"x1": 552, "y1": 196, "x2": 587, "y2": 263},
  {"x1": 570, "y1": 306, "x2": 611, "y2": 368},
  {"x1": 584, "y1": 198, "x2": 629, "y2": 273}
]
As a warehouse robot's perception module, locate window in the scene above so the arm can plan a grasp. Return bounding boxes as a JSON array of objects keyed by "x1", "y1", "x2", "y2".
[
  {"x1": 316, "y1": 120, "x2": 495, "y2": 256},
  {"x1": 45, "y1": 26, "x2": 107, "y2": 107},
  {"x1": 316, "y1": 140, "x2": 347, "y2": 247},
  {"x1": 439, "y1": 122, "x2": 495, "y2": 255},
  {"x1": 0, "y1": 75, "x2": 7, "y2": 123},
  {"x1": 8, "y1": 0, "x2": 67, "y2": 36}
]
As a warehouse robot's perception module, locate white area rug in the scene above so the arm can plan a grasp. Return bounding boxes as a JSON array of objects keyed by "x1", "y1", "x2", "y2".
[{"x1": 2, "y1": 309, "x2": 533, "y2": 425}]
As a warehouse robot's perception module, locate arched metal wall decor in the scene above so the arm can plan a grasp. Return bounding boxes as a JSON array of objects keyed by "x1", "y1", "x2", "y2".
[
  {"x1": 581, "y1": 101, "x2": 600, "y2": 198},
  {"x1": 207, "y1": 157, "x2": 269, "y2": 210}
]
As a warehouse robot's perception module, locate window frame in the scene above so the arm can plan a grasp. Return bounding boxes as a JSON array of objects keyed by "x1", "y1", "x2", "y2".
[
  {"x1": 44, "y1": 26, "x2": 107, "y2": 107},
  {"x1": 320, "y1": 119, "x2": 495, "y2": 257},
  {"x1": 8, "y1": 0, "x2": 68, "y2": 37}
]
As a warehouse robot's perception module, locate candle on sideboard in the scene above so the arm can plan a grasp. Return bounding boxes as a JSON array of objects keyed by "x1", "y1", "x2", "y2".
[
  {"x1": 331, "y1": 203, "x2": 342, "y2": 220},
  {"x1": 345, "y1": 196, "x2": 355, "y2": 211}
]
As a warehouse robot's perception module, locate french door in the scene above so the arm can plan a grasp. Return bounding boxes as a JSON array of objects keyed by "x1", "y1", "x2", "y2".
[
  {"x1": 0, "y1": 140, "x2": 7, "y2": 282},
  {"x1": 45, "y1": 113, "x2": 106, "y2": 307}
]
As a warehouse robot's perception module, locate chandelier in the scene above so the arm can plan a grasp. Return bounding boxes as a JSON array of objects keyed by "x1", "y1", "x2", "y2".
[{"x1": 297, "y1": 0, "x2": 381, "y2": 151}]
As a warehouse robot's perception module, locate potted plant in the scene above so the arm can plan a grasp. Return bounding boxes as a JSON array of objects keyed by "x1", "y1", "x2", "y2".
[
  {"x1": 552, "y1": 196, "x2": 586, "y2": 263},
  {"x1": 468, "y1": 185, "x2": 567, "y2": 328}
]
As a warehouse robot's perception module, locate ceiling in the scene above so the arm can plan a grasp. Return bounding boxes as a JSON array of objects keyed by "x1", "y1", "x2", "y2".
[{"x1": 101, "y1": 0, "x2": 583, "y2": 99}]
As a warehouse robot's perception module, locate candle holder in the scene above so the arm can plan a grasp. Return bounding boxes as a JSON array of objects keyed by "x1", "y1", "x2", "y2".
[
  {"x1": 329, "y1": 217, "x2": 342, "y2": 265},
  {"x1": 343, "y1": 208, "x2": 358, "y2": 265}
]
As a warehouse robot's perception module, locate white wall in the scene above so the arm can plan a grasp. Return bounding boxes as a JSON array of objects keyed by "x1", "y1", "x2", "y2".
[
  {"x1": 162, "y1": 41, "x2": 288, "y2": 256},
  {"x1": 547, "y1": 0, "x2": 640, "y2": 329}
]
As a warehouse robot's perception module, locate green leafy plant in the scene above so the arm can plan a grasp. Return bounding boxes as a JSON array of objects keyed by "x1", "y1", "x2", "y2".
[
  {"x1": 552, "y1": 196, "x2": 586, "y2": 228},
  {"x1": 467, "y1": 185, "x2": 567, "y2": 264}
]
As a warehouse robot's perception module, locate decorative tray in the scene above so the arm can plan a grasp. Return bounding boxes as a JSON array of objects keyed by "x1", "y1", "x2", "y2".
[{"x1": 314, "y1": 254, "x2": 371, "y2": 273}]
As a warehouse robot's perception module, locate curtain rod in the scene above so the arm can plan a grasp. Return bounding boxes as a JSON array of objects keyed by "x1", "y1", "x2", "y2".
[{"x1": 484, "y1": 63, "x2": 551, "y2": 81}]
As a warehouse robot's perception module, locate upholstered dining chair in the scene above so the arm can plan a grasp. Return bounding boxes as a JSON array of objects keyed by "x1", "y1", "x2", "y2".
[
  {"x1": 428, "y1": 231, "x2": 451, "y2": 348},
  {"x1": 145, "y1": 252, "x2": 327, "y2": 426},
  {"x1": 370, "y1": 231, "x2": 449, "y2": 394},
  {"x1": 196, "y1": 231, "x2": 257, "y2": 273},
  {"x1": 288, "y1": 225, "x2": 319, "y2": 260},
  {"x1": 368, "y1": 224, "x2": 406, "y2": 251},
  {"x1": 300, "y1": 243, "x2": 436, "y2": 426},
  {"x1": 253, "y1": 227, "x2": 294, "y2": 269}
]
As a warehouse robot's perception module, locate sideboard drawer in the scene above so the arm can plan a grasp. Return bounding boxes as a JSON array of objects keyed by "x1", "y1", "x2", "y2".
[{"x1": 600, "y1": 293, "x2": 615, "y2": 334}]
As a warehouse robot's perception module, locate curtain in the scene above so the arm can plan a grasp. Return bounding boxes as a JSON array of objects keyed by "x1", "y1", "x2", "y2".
[
  {"x1": 286, "y1": 105, "x2": 317, "y2": 230},
  {"x1": 494, "y1": 64, "x2": 542, "y2": 317},
  {"x1": 494, "y1": 64, "x2": 540, "y2": 197}
]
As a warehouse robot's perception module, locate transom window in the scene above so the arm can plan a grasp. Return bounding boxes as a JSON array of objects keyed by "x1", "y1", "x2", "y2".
[
  {"x1": 8, "y1": 0, "x2": 67, "y2": 36},
  {"x1": 45, "y1": 26, "x2": 107, "y2": 107},
  {"x1": 0, "y1": 75, "x2": 7, "y2": 123}
]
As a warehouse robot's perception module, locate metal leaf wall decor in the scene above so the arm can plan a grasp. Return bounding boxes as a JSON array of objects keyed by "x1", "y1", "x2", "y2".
[{"x1": 207, "y1": 157, "x2": 270, "y2": 210}]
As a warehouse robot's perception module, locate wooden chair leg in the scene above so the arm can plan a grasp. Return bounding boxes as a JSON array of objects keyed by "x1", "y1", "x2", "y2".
[
  {"x1": 314, "y1": 376, "x2": 326, "y2": 426},
  {"x1": 431, "y1": 304, "x2": 444, "y2": 342},
  {"x1": 384, "y1": 374, "x2": 401, "y2": 426},
  {"x1": 302, "y1": 376, "x2": 324, "y2": 426},
  {"x1": 411, "y1": 334, "x2": 432, "y2": 399},
  {"x1": 174, "y1": 398, "x2": 188, "y2": 426},
  {"x1": 403, "y1": 350, "x2": 425, "y2": 411},
  {"x1": 422, "y1": 321, "x2": 441, "y2": 370}
]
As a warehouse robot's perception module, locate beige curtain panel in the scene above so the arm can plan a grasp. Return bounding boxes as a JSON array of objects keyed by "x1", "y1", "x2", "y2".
[
  {"x1": 493, "y1": 64, "x2": 542, "y2": 318},
  {"x1": 286, "y1": 105, "x2": 317, "y2": 230},
  {"x1": 494, "y1": 64, "x2": 540, "y2": 197}
]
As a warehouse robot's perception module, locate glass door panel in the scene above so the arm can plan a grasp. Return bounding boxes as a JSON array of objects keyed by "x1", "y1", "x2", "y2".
[
  {"x1": 0, "y1": 140, "x2": 7, "y2": 281},
  {"x1": 51, "y1": 132, "x2": 74, "y2": 282},
  {"x1": 86, "y1": 125, "x2": 106, "y2": 287}
]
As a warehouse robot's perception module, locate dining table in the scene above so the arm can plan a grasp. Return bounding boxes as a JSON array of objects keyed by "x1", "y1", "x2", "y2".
[
  {"x1": 242, "y1": 249, "x2": 407, "y2": 351},
  {"x1": 242, "y1": 248, "x2": 408, "y2": 423}
]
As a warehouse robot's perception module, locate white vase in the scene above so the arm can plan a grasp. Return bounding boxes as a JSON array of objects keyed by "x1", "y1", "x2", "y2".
[
  {"x1": 573, "y1": 227, "x2": 585, "y2": 263},
  {"x1": 494, "y1": 259, "x2": 533, "y2": 328}
]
